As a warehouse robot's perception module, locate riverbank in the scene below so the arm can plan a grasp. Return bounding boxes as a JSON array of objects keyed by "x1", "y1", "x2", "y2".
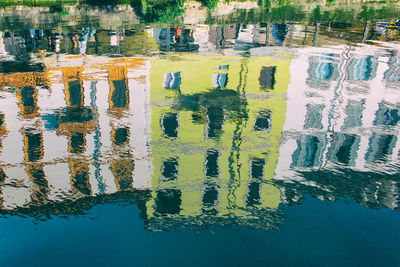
[
  {"x1": 0, "y1": 1, "x2": 398, "y2": 30},
  {"x1": 1, "y1": 0, "x2": 398, "y2": 8}
]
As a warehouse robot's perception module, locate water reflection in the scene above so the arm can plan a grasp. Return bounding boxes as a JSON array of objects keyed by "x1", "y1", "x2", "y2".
[
  {"x1": 0, "y1": 17, "x2": 399, "y2": 231},
  {"x1": 1, "y1": 17, "x2": 398, "y2": 63}
]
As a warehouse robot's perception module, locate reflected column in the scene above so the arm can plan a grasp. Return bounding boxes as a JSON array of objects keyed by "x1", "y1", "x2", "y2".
[
  {"x1": 155, "y1": 157, "x2": 181, "y2": 215},
  {"x1": 201, "y1": 149, "x2": 220, "y2": 215},
  {"x1": 60, "y1": 67, "x2": 94, "y2": 196},
  {"x1": 22, "y1": 127, "x2": 48, "y2": 205},
  {"x1": 108, "y1": 65, "x2": 134, "y2": 190},
  {"x1": 0, "y1": 113, "x2": 7, "y2": 208},
  {"x1": 14, "y1": 73, "x2": 49, "y2": 205}
]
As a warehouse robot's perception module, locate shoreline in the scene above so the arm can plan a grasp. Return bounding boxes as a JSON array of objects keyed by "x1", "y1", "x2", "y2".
[
  {"x1": 0, "y1": 1, "x2": 398, "y2": 30},
  {"x1": 1, "y1": 0, "x2": 399, "y2": 8}
]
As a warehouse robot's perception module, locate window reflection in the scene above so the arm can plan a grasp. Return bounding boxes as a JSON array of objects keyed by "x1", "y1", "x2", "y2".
[
  {"x1": 306, "y1": 54, "x2": 338, "y2": 87},
  {"x1": 161, "y1": 157, "x2": 179, "y2": 182},
  {"x1": 384, "y1": 52, "x2": 400, "y2": 82},
  {"x1": 349, "y1": 56, "x2": 374, "y2": 81},
  {"x1": 254, "y1": 110, "x2": 272, "y2": 131},
  {"x1": 373, "y1": 102, "x2": 400, "y2": 126},
  {"x1": 212, "y1": 73, "x2": 228, "y2": 89},
  {"x1": 20, "y1": 86, "x2": 35, "y2": 107},
  {"x1": 314, "y1": 53, "x2": 335, "y2": 80},
  {"x1": 70, "y1": 161, "x2": 91, "y2": 195},
  {"x1": 0, "y1": 113, "x2": 4, "y2": 128},
  {"x1": 112, "y1": 127, "x2": 129, "y2": 146},
  {"x1": 26, "y1": 164, "x2": 48, "y2": 205},
  {"x1": 110, "y1": 127, "x2": 134, "y2": 191},
  {"x1": 18, "y1": 85, "x2": 40, "y2": 118},
  {"x1": 163, "y1": 72, "x2": 181, "y2": 90},
  {"x1": 291, "y1": 135, "x2": 322, "y2": 168},
  {"x1": 259, "y1": 66, "x2": 276, "y2": 90},
  {"x1": 304, "y1": 104, "x2": 324, "y2": 130},
  {"x1": 111, "y1": 80, "x2": 128, "y2": 108},
  {"x1": 67, "y1": 80, "x2": 83, "y2": 107},
  {"x1": 155, "y1": 189, "x2": 182, "y2": 215},
  {"x1": 108, "y1": 66, "x2": 129, "y2": 112},
  {"x1": 155, "y1": 157, "x2": 181, "y2": 215},
  {"x1": 206, "y1": 106, "x2": 224, "y2": 139},
  {"x1": 111, "y1": 159, "x2": 134, "y2": 191},
  {"x1": 22, "y1": 127, "x2": 49, "y2": 205},
  {"x1": 69, "y1": 133, "x2": 86, "y2": 154},
  {"x1": 366, "y1": 134, "x2": 397, "y2": 163},
  {"x1": 202, "y1": 149, "x2": 220, "y2": 215},
  {"x1": 161, "y1": 112, "x2": 179, "y2": 138},
  {"x1": 214, "y1": 65, "x2": 229, "y2": 70},
  {"x1": 328, "y1": 134, "x2": 360, "y2": 166},
  {"x1": 245, "y1": 158, "x2": 266, "y2": 207},
  {"x1": 23, "y1": 128, "x2": 43, "y2": 162},
  {"x1": 343, "y1": 100, "x2": 364, "y2": 130}
]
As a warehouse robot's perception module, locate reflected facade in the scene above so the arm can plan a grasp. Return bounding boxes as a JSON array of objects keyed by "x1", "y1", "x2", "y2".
[{"x1": 0, "y1": 22, "x2": 399, "y2": 230}]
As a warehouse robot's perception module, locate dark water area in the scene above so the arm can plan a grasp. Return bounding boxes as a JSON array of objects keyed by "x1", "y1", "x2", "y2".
[{"x1": 0, "y1": 3, "x2": 400, "y2": 265}]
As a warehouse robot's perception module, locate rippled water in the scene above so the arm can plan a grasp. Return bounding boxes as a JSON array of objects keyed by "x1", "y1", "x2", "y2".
[{"x1": 0, "y1": 5, "x2": 400, "y2": 265}]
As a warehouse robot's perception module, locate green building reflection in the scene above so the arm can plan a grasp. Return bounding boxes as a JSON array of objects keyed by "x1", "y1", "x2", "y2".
[{"x1": 145, "y1": 52, "x2": 292, "y2": 229}]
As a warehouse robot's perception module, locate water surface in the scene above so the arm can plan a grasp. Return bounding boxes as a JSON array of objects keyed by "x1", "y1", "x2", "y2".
[{"x1": 0, "y1": 5, "x2": 400, "y2": 265}]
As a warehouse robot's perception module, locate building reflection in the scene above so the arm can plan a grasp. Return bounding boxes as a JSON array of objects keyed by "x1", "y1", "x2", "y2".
[
  {"x1": 144, "y1": 52, "x2": 288, "y2": 229},
  {"x1": 202, "y1": 149, "x2": 220, "y2": 215},
  {"x1": 0, "y1": 72, "x2": 50, "y2": 119},
  {"x1": 276, "y1": 44, "x2": 400, "y2": 211},
  {"x1": 22, "y1": 127, "x2": 49, "y2": 205},
  {"x1": 108, "y1": 65, "x2": 134, "y2": 191},
  {"x1": 154, "y1": 27, "x2": 199, "y2": 52},
  {"x1": 0, "y1": 37, "x2": 398, "y2": 229},
  {"x1": 59, "y1": 67, "x2": 94, "y2": 196},
  {"x1": 0, "y1": 113, "x2": 7, "y2": 208}
]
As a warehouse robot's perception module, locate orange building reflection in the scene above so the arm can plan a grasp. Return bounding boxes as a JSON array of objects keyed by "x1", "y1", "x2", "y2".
[
  {"x1": 108, "y1": 65, "x2": 134, "y2": 191},
  {"x1": 59, "y1": 67, "x2": 95, "y2": 196},
  {"x1": 0, "y1": 72, "x2": 49, "y2": 119},
  {"x1": 22, "y1": 127, "x2": 49, "y2": 205}
]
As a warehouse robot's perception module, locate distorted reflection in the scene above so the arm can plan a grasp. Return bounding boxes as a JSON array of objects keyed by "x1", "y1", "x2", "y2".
[{"x1": 0, "y1": 16, "x2": 399, "y2": 232}]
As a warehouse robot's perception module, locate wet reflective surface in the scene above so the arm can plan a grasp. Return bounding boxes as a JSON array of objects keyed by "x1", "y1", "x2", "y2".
[{"x1": 0, "y1": 3, "x2": 400, "y2": 265}]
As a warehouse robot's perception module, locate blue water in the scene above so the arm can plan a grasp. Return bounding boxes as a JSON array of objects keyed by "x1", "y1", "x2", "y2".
[{"x1": 1, "y1": 196, "x2": 399, "y2": 266}]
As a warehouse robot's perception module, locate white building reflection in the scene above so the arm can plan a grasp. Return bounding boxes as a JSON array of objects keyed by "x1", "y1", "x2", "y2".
[
  {"x1": 276, "y1": 44, "x2": 400, "y2": 209},
  {"x1": 0, "y1": 55, "x2": 152, "y2": 209}
]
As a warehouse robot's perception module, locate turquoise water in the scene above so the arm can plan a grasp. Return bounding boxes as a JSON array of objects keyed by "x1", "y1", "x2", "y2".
[{"x1": 1, "y1": 197, "x2": 400, "y2": 265}]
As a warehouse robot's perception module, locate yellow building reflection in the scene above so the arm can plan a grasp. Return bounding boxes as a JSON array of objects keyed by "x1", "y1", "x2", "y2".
[{"x1": 145, "y1": 52, "x2": 292, "y2": 228}]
